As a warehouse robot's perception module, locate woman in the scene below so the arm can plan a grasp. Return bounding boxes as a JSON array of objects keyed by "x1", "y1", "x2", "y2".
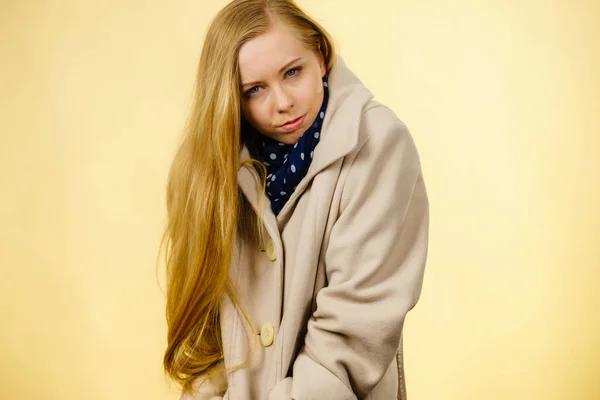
[{"x1": 161, "y1": 0, "x2": 429, "y2": 399}]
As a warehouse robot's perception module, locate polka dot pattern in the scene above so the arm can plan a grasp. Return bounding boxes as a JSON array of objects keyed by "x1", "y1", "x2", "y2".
[{"x1": 246, "y1": 76, "x2": 330, "y2": 215}]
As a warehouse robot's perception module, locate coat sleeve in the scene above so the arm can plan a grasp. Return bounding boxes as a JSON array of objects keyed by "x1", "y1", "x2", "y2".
[{"x1": 271, "y1": 117, "x2": 429, "y2": 399}]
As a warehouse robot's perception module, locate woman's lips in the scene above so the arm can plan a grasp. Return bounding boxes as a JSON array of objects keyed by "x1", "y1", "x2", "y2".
[{"x1": 280, "y1": 114, "x2": 306, "y2": 132}]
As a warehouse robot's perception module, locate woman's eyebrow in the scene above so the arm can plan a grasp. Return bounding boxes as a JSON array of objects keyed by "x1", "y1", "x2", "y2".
[
  {"x1": 241, "y1": 57, "x2": 303, "y2": 88},
  {"x1": 278, "y1": 57, "x2": 302, "y2": 73}
]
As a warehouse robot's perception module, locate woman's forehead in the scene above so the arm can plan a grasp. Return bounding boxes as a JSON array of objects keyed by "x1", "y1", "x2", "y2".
[{"x1": 238, "y1": 24, "x2": 314, "y2": 84}]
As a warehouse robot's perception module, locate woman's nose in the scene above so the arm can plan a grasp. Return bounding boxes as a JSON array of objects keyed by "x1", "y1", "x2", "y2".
[{"x1": 273, "y1": 86, "x2": 295, "y2": 112}]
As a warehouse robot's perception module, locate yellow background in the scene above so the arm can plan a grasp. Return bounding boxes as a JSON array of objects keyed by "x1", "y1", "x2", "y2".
[{"x1": 1, "y1": 0, "x2": 598, "y2": 399}]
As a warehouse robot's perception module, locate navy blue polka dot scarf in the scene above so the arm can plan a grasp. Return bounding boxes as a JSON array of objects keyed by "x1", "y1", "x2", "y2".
[{"x1": 244, "y1": 76, "x2": 329, "y2": 215}]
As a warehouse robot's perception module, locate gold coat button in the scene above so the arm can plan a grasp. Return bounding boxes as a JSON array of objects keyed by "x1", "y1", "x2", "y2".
[
  {"x1": 260, "y1": 323, "x2": 275, "y2": 347},
  {"x1": 266, "y1": 240, "x2": 277, "y2": 261}
]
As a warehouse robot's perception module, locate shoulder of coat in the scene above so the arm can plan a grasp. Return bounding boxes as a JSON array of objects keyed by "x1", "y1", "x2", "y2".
[{"x1": 356, "y1": 100, "x2": 411, "y2": 149}]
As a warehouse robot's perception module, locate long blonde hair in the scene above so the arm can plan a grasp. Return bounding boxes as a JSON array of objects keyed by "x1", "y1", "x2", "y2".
[{"x1": 161, "y1": 0, "x2": 336, "y2": 392}]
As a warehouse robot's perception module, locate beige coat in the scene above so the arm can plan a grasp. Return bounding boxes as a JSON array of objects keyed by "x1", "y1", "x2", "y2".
[{"x1": 182, "y1": 57, "x2": 429, "y2": 400}]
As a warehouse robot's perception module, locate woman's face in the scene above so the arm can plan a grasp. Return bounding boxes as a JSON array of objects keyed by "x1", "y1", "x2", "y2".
[{"x1": 238, "y1": 20, "x2": 326, "y2": 145}]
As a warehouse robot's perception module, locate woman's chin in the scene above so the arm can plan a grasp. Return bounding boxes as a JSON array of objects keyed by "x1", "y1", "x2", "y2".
[{"x1": 274, "y1": 130, "x2": 303, "y2": 145}]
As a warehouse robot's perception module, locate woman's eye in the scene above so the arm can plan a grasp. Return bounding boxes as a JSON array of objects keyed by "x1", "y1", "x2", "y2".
[
  {"x1": 246, "y1": 86, "x2": 261, "y2": 96},
  {"x1": 285, "y1": 67, "x2": 302, "y2": 78}
]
